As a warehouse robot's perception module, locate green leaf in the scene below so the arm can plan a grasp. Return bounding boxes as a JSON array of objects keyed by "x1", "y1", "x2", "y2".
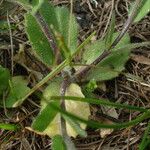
[
  {"x1": 139, "y1": 122, "x2": 150, "y2": 150},
  {"x1": 50, "y1": 102, "x2": 150, "y2": 130},
  {"x1": 52, "y1": 135, "x2": 67, "y2": 150},
  {"x1": 0, "y1": 123, "x2": 19, "y2": 131},
  {"x1": 52, "y1": 96, "x2": 147, "y2": 113},
  {"x1": 55, "y1": 7, "x2": 78, "y2": 53},
  {"x1": 25, "y1": 12, "x2": 54, "y2": 66},
  {"x1": 25, "y1": 1, "x2": 78, "y2": 65},
  {"x1": 0, "y1": 65, "x2": 10, "y2": 96},
  {"x1": 32, "y1": 78, "x2": 61, "y2": 132},
  {"x1": 4, "y1": 76, "x2": 30, "y2": 108},
  {"x1": 32, "y1": 101, "x2": 59, "y2": 132},
  {"x1": 104, "y1": 11, "x2": 115, "y2": 48},
  {"x1": 134, "y1": 0, "x2": 150, "y2": 22},
  {"x1": 83, "y1": 32, "x2": 130, "y2": 81}
]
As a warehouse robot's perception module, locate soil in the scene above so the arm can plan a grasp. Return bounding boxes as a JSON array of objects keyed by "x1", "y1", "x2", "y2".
[{"x1": 0, "y1": 0, "x2": 150, "y2": 149}]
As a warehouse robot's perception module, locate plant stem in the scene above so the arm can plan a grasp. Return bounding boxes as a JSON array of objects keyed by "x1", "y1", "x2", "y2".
[
  {"x1": 59, "y1": 71, "x2": 71, "y2": 137},
  {"x1": 73, "y1": 0, "x2": 143, "y2": 82},
  {"x1": 59, "y1": 70, "x2": 77, "y2": 149},
  {"x1": 110, "y1": 0, "x2": 143, "y2": 48},
  {"x1": 74, "y1": 50, "x2": 110, "y2": 81},
  {"x1": 21, "y1": 60, "x2": 67, "y2": 102},
  {"x1": 51, "y1": 103, "x2": 150, "y2": 129}
]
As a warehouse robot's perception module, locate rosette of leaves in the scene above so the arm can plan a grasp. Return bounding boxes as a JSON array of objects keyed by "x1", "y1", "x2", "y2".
[
  {"x1": 20, "y1": 0, "x2": 132, "y2": 139},
  {"x1": 4, "y1": 0, "x2": 150, "y2": 149},
  {"x1": 9, "y1": 0, "x2": 132, "y2": 135}
]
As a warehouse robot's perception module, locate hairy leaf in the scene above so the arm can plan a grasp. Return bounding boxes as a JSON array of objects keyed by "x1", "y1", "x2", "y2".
[
  {"x1": 5, "y1": 76, "x2": 30, "y2": 107},
  {"x1": 104, "y1": 11, "x2": 115, "y2": 48},
  {"x1": 55, "y1": 7, "x2": 78, "y2": 53},
  {"x1": 32, "y1": 101, "x2": 59, "y2": 132},
  {"x1": 25, "y1": 12, "x2": 54, "y2": 65},
  {"x1": 83, "y1": 32, "x2": 130, "y2": 81},
  {"x1": 25, "y1": 1, "x2": 78, "y2": 66}
]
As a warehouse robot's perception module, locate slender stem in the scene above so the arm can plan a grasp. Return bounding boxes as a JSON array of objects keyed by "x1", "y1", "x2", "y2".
[
  {"x1": 73, "y1": 0, "x2": 143, "y2": 82},
  {"x1": 59, "y1": 71, "x2": 71, "y2": 137},
  {"x1": 51, "y1": 103, "x2": 150, "y2": 129},
  {"x1": 110, "y1": 0, "x2": 142, "y2": 49},
  {"x1": 21, "y1": 60, "x2": 67, "y2": 102},
  {"x1": 51, "y1": 96, "x2": 147, "y2": 112}
]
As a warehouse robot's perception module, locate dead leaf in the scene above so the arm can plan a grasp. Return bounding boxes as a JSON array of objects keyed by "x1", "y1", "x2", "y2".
[{"x1": 131, "y1": 54, "x2": 150, "y2": 65}]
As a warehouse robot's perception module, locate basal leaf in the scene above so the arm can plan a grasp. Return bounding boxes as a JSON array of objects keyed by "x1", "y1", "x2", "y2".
[
  {"x1": 25, "y1": 12, "x2": 54, "y2": 66},
  {"x1": 5, "y1": 76, "x2": 30, "y2": 108},
  {"x1": 83, "y1": 32, "x2": 130, "y2": 81},
  {"x1": 0, "y1": 65, "x2": 10, "y2": 96},
  {"x1": 25, "y1": 1, "x2": 78, "y2": 65},
  {"x1": 52, "y1": 135, "x2": 67, "y2": 150},
  {"x1": 32, "y1": 101, "x2": 59, "y2": 132},
  {"x1": 38, "y1": 1, "x2": 58, "y2": 28},
  {"x1": 55, "y1": 7, "x2": 78, "y2": 53},
  {"x1": 32, "y1": 78, "x2": 61, "y2": 133}
]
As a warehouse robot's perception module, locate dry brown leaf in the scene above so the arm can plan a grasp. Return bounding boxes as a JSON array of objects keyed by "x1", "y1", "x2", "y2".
[{"x1": 131, "y1": 54, "x2": 150, "y2": 65}]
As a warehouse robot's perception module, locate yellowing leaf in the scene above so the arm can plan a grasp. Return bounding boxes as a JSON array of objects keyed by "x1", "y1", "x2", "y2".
[{"x1": 34, "y1": 82, "x2": 90, "y2": 137}]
